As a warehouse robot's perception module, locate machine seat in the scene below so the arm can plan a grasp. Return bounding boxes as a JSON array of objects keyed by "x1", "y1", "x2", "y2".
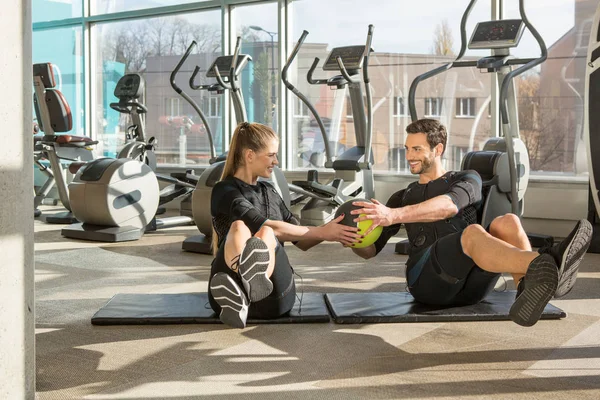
[
  {"x1": 291, "y1": 180, "x2": 340, "y2": 198},
  {"x1": 55, "y1": 135, "x2": 98, "y2": 145}
]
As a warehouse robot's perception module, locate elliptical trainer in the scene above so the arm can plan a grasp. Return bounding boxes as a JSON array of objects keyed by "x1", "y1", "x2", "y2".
[
  {"x1": 395, "y1": 0, "x2": 552, "y2": 254},
  {"x1": 109, "y1": 74, "x2": 158, "y2": 170},
  {"x1": 61, "y1": 74, "x2": 197, "y2": 242},
  {"x1": 171, "y1": 38, "x2": 293, "y2": 254},
  {"x1": 281, "y1": 25, "x2": 376, "y2": 226}
]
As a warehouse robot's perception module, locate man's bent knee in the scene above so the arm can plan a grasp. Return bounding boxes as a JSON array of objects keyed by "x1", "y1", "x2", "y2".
[
  {"x1": 489, "y1": 213, "x2": 521, "y2": 237},
  {"x1": 460, "y1": 224, "x2": 486, "y2": 255}
]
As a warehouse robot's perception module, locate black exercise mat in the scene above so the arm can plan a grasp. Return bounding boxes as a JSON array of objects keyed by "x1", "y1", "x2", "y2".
[
  {"x1": 91, "y1": 292, "x2": 329, "y2": 325},
  {"x1": 325, "y1": 291, "x2": 566, "y2": 324}
]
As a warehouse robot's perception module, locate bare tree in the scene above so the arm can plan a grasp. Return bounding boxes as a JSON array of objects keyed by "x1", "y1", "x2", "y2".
[
  {"x1": 103, "y1": 18, "x2": 222, "y2": 74},
  {"x1": 432, "y1": 19, "x2": 455, "y2": 56},
  {"x1": 251, "y1": 51, "x2": 272, "y2": 124},
  {"x1": 517, "y1": 74, "x2": 569, "y2": 171}
]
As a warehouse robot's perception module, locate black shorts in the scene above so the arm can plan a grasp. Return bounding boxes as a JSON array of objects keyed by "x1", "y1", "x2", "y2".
[
  {"x1": 208, "y1": 241, "x2": 296, "y2": 319},
  {"x1": 407, "y1": 230, "x2": 500, "y2": 306}
]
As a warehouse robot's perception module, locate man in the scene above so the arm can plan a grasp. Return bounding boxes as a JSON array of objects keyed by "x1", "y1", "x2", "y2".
[{"x1": 351, "y1": 119, "x2": 592, "y2": 327}]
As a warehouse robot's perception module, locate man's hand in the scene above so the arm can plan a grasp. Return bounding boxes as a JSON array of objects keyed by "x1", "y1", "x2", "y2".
[
  {"x1": 320, "y1": 214, "x2": 362, "y2": 247},
  {"x1": 351, "y1": 199, "x2": 397, "y2": 235}
]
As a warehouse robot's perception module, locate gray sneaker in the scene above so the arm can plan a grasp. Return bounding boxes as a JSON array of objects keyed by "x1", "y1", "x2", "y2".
[
  {"x1": 237, "y1": 237, "x2": 273, "y2": 302},
  {"x1": 210, "y1": 272, "x2": 249, "y2": 329},
  {"x1": 509, "y1": 254, "x2": 558, "y2": 327},
  {"x1": 538, "y1": 219, "x2": 593, "y2": 298}
]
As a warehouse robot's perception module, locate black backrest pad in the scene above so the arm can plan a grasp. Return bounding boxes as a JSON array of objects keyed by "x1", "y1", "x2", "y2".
[
  {"x1": 44, "y1": 90, "x2": 73, "y2": 132},
  {"x1": 33, "y1": 63, "x2": 56, "y2": 88},
  {"x1": 462, "y1": 150, "x2": 510, "y2": 193},
  {"x1": 206, "y1": 162, "x2": 225, "y2": 187}
]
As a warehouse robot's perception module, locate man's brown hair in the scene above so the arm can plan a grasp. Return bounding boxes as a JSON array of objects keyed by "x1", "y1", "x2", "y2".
[{"x1": 406, "y1": 118, "x2": 448, "y2": 156}]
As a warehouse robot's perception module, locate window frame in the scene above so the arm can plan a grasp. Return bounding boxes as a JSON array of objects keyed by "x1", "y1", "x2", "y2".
[
  {"x1": 394, "y1": 96, "x2": 408, "y2": 117},
  {"x1": 424, "y1": 97, "x2": 443, "y2": 118},
  {"x1": 456, "y1": 97, "x2": 476, "y2": 118}
]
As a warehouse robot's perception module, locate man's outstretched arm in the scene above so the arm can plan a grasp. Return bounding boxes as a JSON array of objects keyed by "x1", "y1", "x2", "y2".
[
  {"x1": 353, "y1": 171, "x2": 482, "y2": 231},
  {"x1": 352, "y1": 195, "x2": 458, "y2": 228}
]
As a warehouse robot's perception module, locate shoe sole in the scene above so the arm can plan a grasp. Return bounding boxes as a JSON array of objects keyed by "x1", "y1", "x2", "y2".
[
  {"x1": 510, "y1": 254, "x2": 558, "y2": 327},
  {"x1": 555, "y1": 219, "x2": 593, "y2": 298},
  {"x1": 210, "y1": 273, "x2": 248, "y2": 329},
  {"x1": 239, "y1": 237, "x2": 273, "y2": 302}
]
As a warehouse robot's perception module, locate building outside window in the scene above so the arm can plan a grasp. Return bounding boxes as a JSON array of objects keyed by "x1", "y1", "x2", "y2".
[
  {"x1": 294, "y1": 98, "x2": 309, "y2": 118},
  {"x1": 425, "y1": 97, "x2": 443, "y2": 117},
  {"x1": 208, "y1": 96, "x2": 220, "y2": 118},
  {"x1": 456, "y1": 97, "x2": 476, "y2": 117},
  {"x1": 394, "y1": 96, "x2": 407, "y2": 117},
  {"x1": 165, "y1": 98, "x2": 180, "y2": 118}
]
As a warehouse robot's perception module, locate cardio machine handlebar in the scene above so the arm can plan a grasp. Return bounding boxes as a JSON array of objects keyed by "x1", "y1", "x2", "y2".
[
  {"x1": 110, "y1": 101, "x2": 148, "y2": 114},
  {"x1": 363, "y1": 24, "x2": 374, "y2": 171},
  {"x1": 499, "y1": 0, "x2": 548, "y2": 125},
  {"x1": 229, "y1": 36, "x2": 242, "y2": 93},
  {"x1": 170, "y1": 41, "x2": 216, "y2": 160},
  {"x1": 170, "y1": 41, "x2": 196, "y2": 95},
  {"x1": 189, "y1": 65, "x2": 205, "y2": 90},
  {"x1": 282, "y1": 30, "x2": 332, "y2": 166},
  {"x1": 408, "y1": 0, "x2": 478, "y2": 121},
  {"x1": 307, "y1": 58, "x2": 328, "y2": 85}
]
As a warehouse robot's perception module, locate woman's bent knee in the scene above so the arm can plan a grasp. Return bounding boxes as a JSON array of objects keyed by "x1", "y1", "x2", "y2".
[
  {"x1": 256, "y1": 225, "x2": 274, "y2": 236},
  {"x1": 230, "y1": 220, "x2": 250, "y2": 233}
]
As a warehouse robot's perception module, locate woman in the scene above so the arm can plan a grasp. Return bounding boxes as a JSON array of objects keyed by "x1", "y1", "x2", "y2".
[{"x1": 208, "y1": 122, "x2": 360, "y2": 328}]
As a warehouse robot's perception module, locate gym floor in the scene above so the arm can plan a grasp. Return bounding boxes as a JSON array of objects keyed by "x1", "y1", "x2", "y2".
[{"x1": 35, "y1": 206, "x2": 600, "y2": 399}]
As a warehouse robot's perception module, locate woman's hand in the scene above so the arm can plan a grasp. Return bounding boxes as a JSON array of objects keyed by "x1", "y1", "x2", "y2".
[{"x1": 320, "y1": 214, "x2": 362, "y2": 247}]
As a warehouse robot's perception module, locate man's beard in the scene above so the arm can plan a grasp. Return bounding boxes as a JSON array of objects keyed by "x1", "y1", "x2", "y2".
[{"x1": 409, "y1": 154, "x2": 434, "y2": 175}]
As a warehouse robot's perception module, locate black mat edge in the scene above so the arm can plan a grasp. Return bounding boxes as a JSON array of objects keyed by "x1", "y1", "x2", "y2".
[
  {"x1": 91, "y1": 292, "x2": 329, "y2": 326},
  {"x1": 324, "y1": 292, "x2": 566, "y2": 324}
]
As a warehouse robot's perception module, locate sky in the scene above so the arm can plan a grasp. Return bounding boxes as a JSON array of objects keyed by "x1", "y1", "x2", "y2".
[
  {"x1": 44, "y1": 0, "x2": 580, "y2": 58},
  {"x1": 236, "y1": 0, "x2": 577, "y2": 58}
]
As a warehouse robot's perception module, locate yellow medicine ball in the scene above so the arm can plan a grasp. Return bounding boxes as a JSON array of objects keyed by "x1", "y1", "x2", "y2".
[{"x1": 334, "y1": 199, "x2": 383, "y2": 248}]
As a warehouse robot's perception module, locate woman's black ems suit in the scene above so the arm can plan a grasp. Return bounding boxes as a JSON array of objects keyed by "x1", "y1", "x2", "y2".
[
  {"x1": 208, "y1": 176, "x2": 297, "y2": 318},
  {"x1": 373, "y1": 170, "x2": 500, "y2": 306}
]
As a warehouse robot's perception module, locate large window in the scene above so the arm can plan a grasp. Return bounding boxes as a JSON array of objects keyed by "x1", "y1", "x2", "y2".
[
  {"x1": 33, "y1": 26, "x2": 84, "y2": 136},
  {"x1": 290, "y1": 0, "x2": 492, "y2": 172},
  {"x1": 33, "y1": 0, "x2": 82, "y2": 23},
  {"x1": 93, "y1": 1, "x2": 209, "y2": 15},
  {"x1": 31, "y1": 0, "x2": 599, "y2": 176},
  {"x1": 93, "y1": 10, "x2": 221, "y2": 166},
  {"x1": 505, "y1": 0, "x2": 592, "y2": 176},
  {"x1": 233, "y1": 2, "x2": 279, "y2": 132}
]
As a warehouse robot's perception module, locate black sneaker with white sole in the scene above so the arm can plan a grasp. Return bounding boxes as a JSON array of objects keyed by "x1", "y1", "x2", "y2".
[
  {"x1": 237, "y1": 237, "x2": 273, "y2": 302},
  {"x1": 538, "y1": 219, "x2": 593, "y2": 298},
  {"x1": 509, "y1": 253, "x2": 558, "y2": 327},
  {"x1": 209, "y1": 272, "x2": 249, "y2": 329}
]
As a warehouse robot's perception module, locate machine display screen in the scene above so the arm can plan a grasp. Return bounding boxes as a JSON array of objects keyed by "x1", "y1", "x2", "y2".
[
  {"x1": 323, "y1": 46, "x2": 366, "y2": 71},
  {"x1": 469, "y1": 19, "x2": 525, "y2": 49},
  {"x1": 206, "y1": 55, "x2": 251, "y2": 78}
]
